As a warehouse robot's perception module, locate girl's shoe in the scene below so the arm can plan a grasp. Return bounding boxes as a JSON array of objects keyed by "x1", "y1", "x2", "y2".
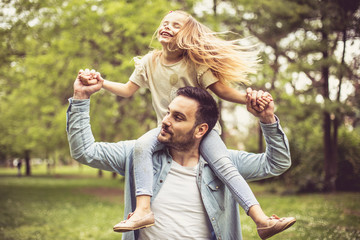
[
  {"x1": 257, "y1": 214, "x2": 296, "y2": 239},
  {"x1": 113, "y1": 212, "x2": 155, "y2": 232}
]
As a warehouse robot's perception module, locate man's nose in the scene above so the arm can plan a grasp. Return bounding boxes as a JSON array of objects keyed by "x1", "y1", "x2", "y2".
[{"x1": 162, "y1": 115, "x2": 171, "y2": 126}]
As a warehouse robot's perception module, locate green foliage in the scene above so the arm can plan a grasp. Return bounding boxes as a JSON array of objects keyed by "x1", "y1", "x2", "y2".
[
  {"x1": 336, "y1": 127, "x2": 360, "y2": 191},
  {"x1": 1, "y1": 0, "x2": 359, "y2": 192},
  {"x1": 219, "y1": 0, "x2": 360, "y2": 191},
  {"x1": 0, "y1": 0, "x2": 184, "y2": 164}
]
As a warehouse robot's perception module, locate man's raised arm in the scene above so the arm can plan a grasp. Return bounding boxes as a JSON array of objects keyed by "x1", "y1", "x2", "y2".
[
  {"x1": 66, "y1": 70, "x2": 134, "y2": 175},
  {"x1": 230, "y1": 88, "x2": 291, "y2": 181}
]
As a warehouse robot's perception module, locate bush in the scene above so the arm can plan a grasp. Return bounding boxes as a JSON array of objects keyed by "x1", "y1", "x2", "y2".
[{"x1": 336, "y1": 128, "x2": 360, "y2": 191}]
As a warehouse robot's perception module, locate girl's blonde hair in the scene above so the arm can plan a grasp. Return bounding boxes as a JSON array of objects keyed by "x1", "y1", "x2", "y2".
[{"x1": 152, "y1": 10, "x2": 259, "y2": 86}]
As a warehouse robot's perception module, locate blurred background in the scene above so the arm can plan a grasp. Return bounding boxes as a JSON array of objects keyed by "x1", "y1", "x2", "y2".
[{"x1": 0, "y1": 0, "x2": 359, "y2": 239}]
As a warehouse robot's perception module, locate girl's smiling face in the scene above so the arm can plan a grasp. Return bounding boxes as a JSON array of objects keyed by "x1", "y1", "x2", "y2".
[{"x1": 157, "y1": 12, "x2": 187, "y2": 45}]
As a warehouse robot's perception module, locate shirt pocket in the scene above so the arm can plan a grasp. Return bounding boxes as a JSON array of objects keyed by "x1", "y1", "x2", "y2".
[{"x1": 207, "y1": 178, "x2": 225, "y2": 211}]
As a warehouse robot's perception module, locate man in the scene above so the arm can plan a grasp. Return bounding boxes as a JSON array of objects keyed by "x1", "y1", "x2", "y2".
[{"x1": 67, "y1": 74, "x2": 293, "y2": 240}]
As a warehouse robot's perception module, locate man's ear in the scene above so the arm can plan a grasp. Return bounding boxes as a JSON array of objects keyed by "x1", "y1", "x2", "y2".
[{"x1": 195, "y1": 123, "x2": 209, "y2": 139}]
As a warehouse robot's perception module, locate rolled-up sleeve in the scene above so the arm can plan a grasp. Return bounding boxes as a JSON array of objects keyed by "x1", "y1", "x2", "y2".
[
  {"x1": 129, "y1": 54, "x2": 150, "y2": 88},
  {"x1": 66, "y1": 98, "x2": 135, "y2": 175},
  {"x1": 230, "y1": 117, "x2": 291, "y2": 181},
  {"x1": 197, "y1": 66, "x2": 219, "y2": 89}
]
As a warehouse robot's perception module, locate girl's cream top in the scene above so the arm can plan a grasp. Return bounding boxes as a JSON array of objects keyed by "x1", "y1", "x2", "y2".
[{"x1": 130, "y1": 52, "x2": 219, "y2": 125}]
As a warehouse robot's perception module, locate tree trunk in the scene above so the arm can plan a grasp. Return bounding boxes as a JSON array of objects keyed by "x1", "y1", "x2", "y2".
[
  {"x1": 321, "y1": 32, "x2": 336, "y2": 192},
  {"x1": 213, "y1": 0, "x2": 217, "y2": 17},
  {"x1": 25, "y1": 150, "x2": 31, "y2": 176},
  {"x1": 323, "y1": 111, "x2": 336, "y2": 191},
  {"x1": 332, "y1": 116, "x2": 339, "y2": 187},
  {"x1": 98, "y1": 169, "x2": 103, "y2": 178}
]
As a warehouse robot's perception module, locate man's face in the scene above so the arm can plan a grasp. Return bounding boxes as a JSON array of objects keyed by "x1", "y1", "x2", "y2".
[{"x1": 158, "y1": 95, "x2": 199, "y2": 150}]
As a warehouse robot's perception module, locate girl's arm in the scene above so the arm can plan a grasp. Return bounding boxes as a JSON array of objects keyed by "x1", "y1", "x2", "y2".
[
  {"x1": 208, "y1": 81, "x2": 272, "y2": 110},
  {"x1": 79, "y1": 69, "x2": 140, "y2": 98},
  {"x1": 208, "y1": 81, "x2": 247, "y2": 104},
  {"x1": 103, "y1": 80, "x2": 140, "y2": 98}
]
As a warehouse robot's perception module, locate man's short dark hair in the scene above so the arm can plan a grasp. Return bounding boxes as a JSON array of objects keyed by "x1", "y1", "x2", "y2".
[{"x1": 176, "y1": 87, "x2": 219, "y2": 136}]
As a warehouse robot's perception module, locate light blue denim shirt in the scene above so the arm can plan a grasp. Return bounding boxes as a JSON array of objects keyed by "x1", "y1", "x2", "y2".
[{"x1": 66, "y1": 98, "x2": 291, "y2": 240}]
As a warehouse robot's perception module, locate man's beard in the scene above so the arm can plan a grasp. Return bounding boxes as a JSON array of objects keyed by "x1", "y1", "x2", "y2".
[{"x1": 158, "y1": 124, "x2": 197, "y2": 151}]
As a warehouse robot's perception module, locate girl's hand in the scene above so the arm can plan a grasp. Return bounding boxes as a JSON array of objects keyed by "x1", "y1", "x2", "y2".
[
  {"x1": 73, "y1": 69, "x2": 104, "y2": 99},
  {"x1": 256, "y1": 92, "x2": 273, "y2": 111},
  {"x1": 246, "y1": 88, "x2": 273, "y2": 112},
  {"x1": 246, "y1": 88, "x2": 276, "y2": 123},
  {"x1": 78, "y1": 69, "x2": 102, "y2": 86}
]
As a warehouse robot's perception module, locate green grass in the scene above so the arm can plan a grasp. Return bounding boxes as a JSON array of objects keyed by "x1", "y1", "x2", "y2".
[
  {"x1": 239, "y1": 184, "x2": 360, "y2": 239},
  {"x1": 1, "y1": 165, "x2": 360, "y2": 240},
  {"x1": 0, "y1": 165, "x2": 124, "y2": 240}
]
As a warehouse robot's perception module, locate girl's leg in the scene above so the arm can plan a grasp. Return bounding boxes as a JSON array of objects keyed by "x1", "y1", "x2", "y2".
[
  {"x1": 132, "y1": 127, "x2": 162, "y2": 218},
  {"x1": 113, "y1": 127, "x2": 162, "y2": 232},
  {"x1": 200, "y1": 130, "x2": 296, "y2": 237},
  {"x1": 200, "y1": 129, "x2": 259, "y2": 213},
  {"x1": 133, "y1": 127, "x2": 162, "y2": 198}
]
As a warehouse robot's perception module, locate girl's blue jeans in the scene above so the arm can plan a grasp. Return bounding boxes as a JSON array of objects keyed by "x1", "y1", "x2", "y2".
[{"x1": 133, "y1": 127, "x2": 259, "y2": 213}]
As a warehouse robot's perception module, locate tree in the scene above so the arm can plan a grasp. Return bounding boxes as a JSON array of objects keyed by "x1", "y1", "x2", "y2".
[
  {"x1": 0, "y1": 0, "x2": 184, "y2": 174},
  {"x1": 222, "y1": 0, "x2": 360, "y2": 191}
]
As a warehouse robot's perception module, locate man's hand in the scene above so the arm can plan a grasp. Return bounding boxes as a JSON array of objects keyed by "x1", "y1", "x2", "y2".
[
  {"x1": 73, "y1": 69, "x2": 104, "y2": 99},
  {"x1": 79, "y1": 69, "x2": 103, "y2": 86},
  {"x1": 246, "y1": 88, "x2": 276, "y2": 124}
]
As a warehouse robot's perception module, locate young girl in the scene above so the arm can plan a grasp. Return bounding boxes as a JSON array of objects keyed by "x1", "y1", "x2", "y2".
[{"x1": 80, "y1": 10, "x2": 295, "y2": 239}]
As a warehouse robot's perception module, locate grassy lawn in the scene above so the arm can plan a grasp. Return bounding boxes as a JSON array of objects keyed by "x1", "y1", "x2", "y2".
[
  {"x1": 239, "y1": 184, "x2": 360, "y2": 239},
  {"x1": 0, "y1": 166, "x2": 124, "y2": 240},
  {"x1": 1, "y1": 165, "x2": 360, "y2": 240}
]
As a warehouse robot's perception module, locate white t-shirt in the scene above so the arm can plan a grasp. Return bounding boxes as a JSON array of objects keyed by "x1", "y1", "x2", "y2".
[
  {"x1": 138, "y1": 160, "x2": 211, "y2": 240},
  {"x1": 130, "y1": 52, "x2": 219, "y2": 126}
]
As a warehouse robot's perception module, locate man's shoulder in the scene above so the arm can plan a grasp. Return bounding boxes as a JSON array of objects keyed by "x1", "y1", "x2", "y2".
[
  {"x1": 117, "y1": 139, "x2": 136, "y2": 148},
  {"x1": 114, "y1": 139, "x2": 137, "y2": 157},
  {"x1": 151, "y1": 148, "x2": 170, "y2": 167}
]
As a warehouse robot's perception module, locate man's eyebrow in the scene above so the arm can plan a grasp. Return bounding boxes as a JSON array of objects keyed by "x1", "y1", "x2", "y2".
[
  {"x1": 168, "y1": 108, "x2": 187, "y2": 119},
  {"x1": 175, "y1": 111, "x2": 186, "y2": 119}
]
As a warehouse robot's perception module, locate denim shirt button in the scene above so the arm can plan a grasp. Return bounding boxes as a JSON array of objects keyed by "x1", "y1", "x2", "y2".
[
  {"x1": 160, "y1": 180, "x2": 163, "y2": 183},
  {"x1": 212, "y1": 217, "x2": 215, "y2": 221}
]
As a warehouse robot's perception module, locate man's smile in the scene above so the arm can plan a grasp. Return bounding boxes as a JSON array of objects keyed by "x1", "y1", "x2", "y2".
[{"x1": 160, "y1": 125, "x2": 172, "y2": 136}]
